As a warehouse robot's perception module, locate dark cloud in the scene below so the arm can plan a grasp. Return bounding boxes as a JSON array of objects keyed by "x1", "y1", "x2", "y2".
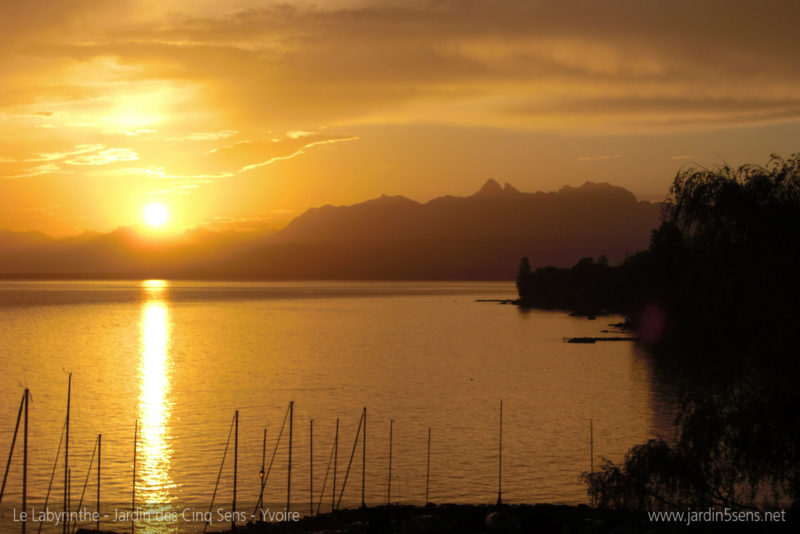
[
  {"x1": 163, "y1": 0, "x2": 798, "y2": 128},
  {"x1": 4, "y1": 0, "x2": 797, "y2": 131}
]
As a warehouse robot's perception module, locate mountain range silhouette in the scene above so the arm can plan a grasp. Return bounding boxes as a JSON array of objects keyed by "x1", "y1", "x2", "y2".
[{"x1": 0, "y1": 180, "x2": 661, "y2": 280}]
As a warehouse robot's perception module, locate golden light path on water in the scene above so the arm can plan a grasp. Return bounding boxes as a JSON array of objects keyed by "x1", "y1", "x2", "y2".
[{"x1": 138, "y1": 279, "x2": 176, "y2": 512}]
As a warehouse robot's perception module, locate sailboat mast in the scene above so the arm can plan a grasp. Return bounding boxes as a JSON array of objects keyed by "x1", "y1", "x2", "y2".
[
  {"x1": 22, "y1": 389, "x2": 29, "y2": 534},
  {"x1": 425, "y1": 427, "x2": 431, "y2": 504},
  {"x1": 67, "y1": 468, "x2": 71, "y2": 533},
  {"x1": 497, "y1": 399, "x2": 503, "y2": 506},
  {"x1": 132, "y1": 420, "x2": 137, "y2": 534},
  {"x1": 232, "y1": 410, "x2": 238, "y2": 531},
  {"x1": 361, "y1": 407, "x2": 366, "y2": 509},
  {"x1": 590, "y1": 419, "x2": 594, "y2": 475},
  {"x1": 97, "y1": 434, "x2": 101, "y2": 531},
  {"x1": 590, "y1": 419, "x2": 594, "y2": 506},
  {"x1": 387, "y1": 419, "x2": 393, "y2": 505},
  {"x1": 332, "y1": 418, "x2": 338, "y2": 513},
  {"x1": 257, "y1": 427, "x2": 266, "y2": 512},
  {"x1": 287, "y1": 401, "x2": 294, "y2": 513},
  {"x1": 64, "y1": 373, "x2": 71, "y2": 534}
]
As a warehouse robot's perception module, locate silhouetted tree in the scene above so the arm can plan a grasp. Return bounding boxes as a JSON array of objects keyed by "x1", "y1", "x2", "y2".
[
  {"x1": 516, "y1": 256, "x2": 531, "y2": 296},
  {"x1": 583, "y1": 154, "x2": 800, "y2": 512}
]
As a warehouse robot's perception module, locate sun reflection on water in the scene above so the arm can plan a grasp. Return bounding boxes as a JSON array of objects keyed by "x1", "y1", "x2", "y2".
[{"x1": 138, "y1": 280, "x2": 176, "y2": 506}]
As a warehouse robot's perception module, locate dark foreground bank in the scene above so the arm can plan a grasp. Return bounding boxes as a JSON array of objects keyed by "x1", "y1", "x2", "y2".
[{"x1": 77, "y1": 503, "x2": 796, "y2": 534}]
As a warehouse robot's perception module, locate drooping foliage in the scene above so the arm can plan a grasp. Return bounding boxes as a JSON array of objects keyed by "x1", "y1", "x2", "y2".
[{"x1": 520, "y1": 154, "x2": 800, "y2": 511}]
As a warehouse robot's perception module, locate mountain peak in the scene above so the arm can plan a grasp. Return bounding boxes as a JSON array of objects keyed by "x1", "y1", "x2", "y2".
[
  {"x1": 356, "y1": 194, "x2": 418, "y2": 208},
  {"x1": 474, "y1": 179, "x2": 522, "y2": 197},
  {"x1": 558, "y1": 181, "x2": 637, "y2": 203},
  {"x1": 475, "y1": 179, "x2": 503, "y2": 196}
]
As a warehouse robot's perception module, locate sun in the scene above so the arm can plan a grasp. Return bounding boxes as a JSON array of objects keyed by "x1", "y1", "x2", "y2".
[{"x1": 143, "y1": 203, "x2": 169, "y2": 227}]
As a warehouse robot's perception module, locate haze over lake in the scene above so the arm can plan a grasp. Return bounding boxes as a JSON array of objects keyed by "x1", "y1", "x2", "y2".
[{"x1": 0, "y1": 281, "x2": 675, "y2": 532}]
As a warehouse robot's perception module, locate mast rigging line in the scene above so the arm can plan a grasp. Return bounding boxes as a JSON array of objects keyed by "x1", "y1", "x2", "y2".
[
  {"x1": 202, "y1": 413, "x2": 236, "y2": 534},
  {"x1": 253, "y1": 402, "x2": 291, "y2": 517}
]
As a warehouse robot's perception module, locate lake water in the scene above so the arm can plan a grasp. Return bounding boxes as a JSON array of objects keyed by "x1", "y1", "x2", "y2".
[{"x1": 0, "y1": 281, "x2": 675, "y2": 532}]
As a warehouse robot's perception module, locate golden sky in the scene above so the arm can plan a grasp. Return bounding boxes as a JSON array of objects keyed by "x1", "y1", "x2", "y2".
[{"x1": 1, "y1": 0, "x2": 799, "y2": 235}]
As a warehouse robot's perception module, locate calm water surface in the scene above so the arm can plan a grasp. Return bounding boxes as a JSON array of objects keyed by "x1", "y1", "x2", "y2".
[{"x1": 0, "y1": 281, "x2": 675, "y2": 532}]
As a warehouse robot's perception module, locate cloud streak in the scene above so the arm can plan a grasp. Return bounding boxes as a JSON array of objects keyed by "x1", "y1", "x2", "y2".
[
  {"x1": 0, "y1": 128, "x2": 356, "y2": 186},
  {"x1": 25, "y1": 144, "x2": 105, "y2": 163},
  {"x1": 237, "y1": 136, "x2": 359, "y2": 173},
  {"x1": 65, "y1": 147, "x2": 138, "y2": 165},
  {"x1": 3, "y1": 163, "x2": 61, "y2": 179},
  {"x1": 167, "y1": 129, "x2": 239, "y2": 142}
]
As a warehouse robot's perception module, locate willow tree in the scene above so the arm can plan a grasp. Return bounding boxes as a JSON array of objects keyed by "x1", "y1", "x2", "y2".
[{"x1": 586, "y1": 154, "x2": 800, "y2": 512}]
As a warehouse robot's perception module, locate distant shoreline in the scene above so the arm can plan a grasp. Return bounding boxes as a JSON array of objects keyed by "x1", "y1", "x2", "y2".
[{"x1": 0, "y1": 273, "x2": 515, "y2": 283}]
